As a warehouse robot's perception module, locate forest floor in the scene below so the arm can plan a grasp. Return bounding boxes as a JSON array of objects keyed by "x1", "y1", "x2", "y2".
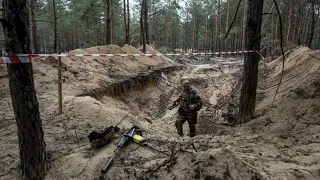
[{"x1": 0, "y1": 46, "x2": 319, "y2": 180}]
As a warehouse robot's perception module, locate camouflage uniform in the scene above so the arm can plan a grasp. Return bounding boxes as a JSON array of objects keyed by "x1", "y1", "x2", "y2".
[{"x1": 171, "y1": 80, "x2": 202, "y2": 137}]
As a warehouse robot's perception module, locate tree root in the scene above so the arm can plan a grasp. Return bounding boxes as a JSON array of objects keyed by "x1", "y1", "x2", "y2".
[{"x1": 147, "y1": 141, "x2": 197, "y2": 174}]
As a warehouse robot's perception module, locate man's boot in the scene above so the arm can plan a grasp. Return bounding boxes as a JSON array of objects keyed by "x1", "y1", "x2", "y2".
[
  {"x1": 175, "y1": 120, "x2": 184, "y2": 136},
  {"x1": 189, "y1": 123, "x2": 196, "y2": 137}
]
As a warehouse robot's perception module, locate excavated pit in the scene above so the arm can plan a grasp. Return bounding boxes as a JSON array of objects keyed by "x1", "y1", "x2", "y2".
[
  {"x1": 0, "y1": 52, "x2": 246, "y2": 179},
  {"x1": 1, "y1": 46, "x2": 319, "y2": 180}
]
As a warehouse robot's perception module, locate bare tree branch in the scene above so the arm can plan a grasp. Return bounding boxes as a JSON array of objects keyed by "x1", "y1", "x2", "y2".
[{"x1": 225, "y1": 0, "x2": 242, "y2": 39}]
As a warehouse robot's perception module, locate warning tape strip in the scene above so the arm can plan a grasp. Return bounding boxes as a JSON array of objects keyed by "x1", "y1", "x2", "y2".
[{"x1": 0, "y1": 50, "x2": 255, "y2": 64}]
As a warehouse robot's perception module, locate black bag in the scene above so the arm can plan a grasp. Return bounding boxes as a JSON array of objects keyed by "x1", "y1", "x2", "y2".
[{"x1": 88, "y1": 126, "x2": 120, "y2": 148}]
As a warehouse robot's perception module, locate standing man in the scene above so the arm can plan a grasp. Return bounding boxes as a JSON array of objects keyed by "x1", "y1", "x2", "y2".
[{"x1": 168, "y1": 80, "x2": 202, "y2": 137}]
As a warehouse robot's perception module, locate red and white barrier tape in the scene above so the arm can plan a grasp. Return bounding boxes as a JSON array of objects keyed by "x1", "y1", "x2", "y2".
[{"x1": 0, "y1": 50, "x2": 255, "y2": 64}]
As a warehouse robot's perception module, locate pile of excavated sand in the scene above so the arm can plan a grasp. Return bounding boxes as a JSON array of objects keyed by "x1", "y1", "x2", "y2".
[
  {"x1": 145, "y1": 44, "x2": 176, "y2": 64},
  {"x1": 239, "y1": 47, "x2": 320, "y2": 179},
  {"x1": 0, "y1": 44, "x2": 176, "y2": 97}
]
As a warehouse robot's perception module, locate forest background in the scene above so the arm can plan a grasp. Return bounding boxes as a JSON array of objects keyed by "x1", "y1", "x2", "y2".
[{"x1": 0, "y1": 0, "x2": 319, "y2": 56}]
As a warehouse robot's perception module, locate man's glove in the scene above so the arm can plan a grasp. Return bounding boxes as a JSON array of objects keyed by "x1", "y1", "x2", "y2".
[{"x1": 167, "y1": 105, "x2": 174, "y2": 110}]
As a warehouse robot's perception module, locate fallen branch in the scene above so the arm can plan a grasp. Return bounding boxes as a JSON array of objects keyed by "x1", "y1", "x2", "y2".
[
  {"x1": 148, "y1": 143, "x2": 178, "y2": 173},
  {"x1": 147, "y1": 141, "x2": 196, "y2": 173},
  {"x1": 309, "y1": 54, "x2": 320, "y2": 60}
]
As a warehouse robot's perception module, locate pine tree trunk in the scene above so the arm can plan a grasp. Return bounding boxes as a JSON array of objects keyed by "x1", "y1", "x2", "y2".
[
  {"x1": 212, "y1": 16, "x2": 215, "y2": 51},
  {"x1": 110, "y1": 16, "x2": 113, "y2": 44},
  {"x1": 218, "y1": 0, "x2": 221, "y2": 55},
  {"x1": 276, "y1": 13, "x2": 279, "y2": 43},
  {"x1": 226, "y1": 0, "x2": 230, "y2": 33},
  {"x1": 205, "y1": 11, "x2": 208, "y2": 52},
  {"x1": 124, "y1": 0, "x2": 130, "y2": 44},
  {"x1": 306, "y1": 1, "x2": 315, "y2": 48},
  {"x1": 225, "y1": 0, "x2": 230, "y2": 51},
  {"x1": 287, "y1": 0, "x2": 293, "y2": 42},
  {"x1": 192, "y1": 18, "x2": 195, "y2": 52},
  {"x1": 144, "y1": 0, "x2": 149, "y2": 45},
  {"x1": 197, "y1": 22, "x2": 200, "y2": 52},
  {"x1": 2, "y1": 0, "x2": 46, "y2": 179},
  {"x1": 239, "y1": 0, "x2": 264, "y2": 123},
  {"x1": 53, "y1": 0, "x2": 57, "y2": 52},
  {"x1": 242, "y1": 0, "x2": 248, "y2": 50},
  {"x1": 185, "y1": 9, "x2": 189, "y2": 51},
  {"x1": 271, "y1": 7, "x2": 275, "y2": 59},
  {"x1": 127, "y1": 0, "x2": 130, "y2": 44},
  {"x1": 77, "y1": 24, "x2": 80, "y2": 48},
  {"x1": 105, "y1": 0, "x2": 111, "y2": 44},
  {"x1": 318, "y1": 6, "x2": 320, "y2": 49},
  {"x1": 123, "y1": 0, "x2": 128, "y2": 44},
  {"x1": 30, "y1": 0, "x2": 39, "y2": 53},
  {"x1": 297, "y1": 0, "x2": 305, "y2": 45},
  {"x1": 140, "y1": 0, "x2": 146, "y2": 52},
  {"x1": 233, "y1": 33, "x2": 236, "y2": 51},
  {"x1": 215, "y1": 15, "x2": 218, "y2": 52}
]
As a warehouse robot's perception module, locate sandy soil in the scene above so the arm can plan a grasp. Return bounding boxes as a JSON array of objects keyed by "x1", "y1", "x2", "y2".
[{"x1": 0, "y1": 46, "x2": 319, "y2": 180}]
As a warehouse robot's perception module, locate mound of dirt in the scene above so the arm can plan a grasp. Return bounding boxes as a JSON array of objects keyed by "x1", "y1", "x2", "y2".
[
  {"x1": 0, "y1": 45, "x2": 176, "y2": 97},
  {"x1": 239, "y1": 47, "x2": 320, "y2": 179},
  {"x1": 145, "y1": 44, "x2": 176, "y2": 64}
]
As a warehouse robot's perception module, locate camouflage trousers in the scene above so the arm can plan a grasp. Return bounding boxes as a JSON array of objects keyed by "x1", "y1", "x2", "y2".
[{"x1": 175, "y1": 113, "x2": 197, "y2": 137}]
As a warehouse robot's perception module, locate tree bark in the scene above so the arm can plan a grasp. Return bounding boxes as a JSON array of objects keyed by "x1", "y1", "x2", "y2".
[
  {"x1": 271, "y1": 7, "x2": 275, "y2": 59},
  {"x1": 192, "y1": 18, "x2": 196, "y2": 52},
  {"x1": 110, "y1": 15, "x2": 113, "y2": 44},
  {"x1": 2, "y1": 0, "x2": 46, "y2": 179},
  {"x1": 306, "y1": 1, "x2": 315, "y2": 48},
  {"x1": 216, "y1": 15, "x2": 219, "y2": 52},
  {"x1": 218, "y1": 0, "x2": 222, "y2": 55},
  {"x1": 123, "y1": 0, "x2": 130, "y2": 44},
  {"x1": 286, "y1": 0, "x2": 293, "y2": 42},
  {"x1": 144, "y1": 0, "x2": 149, "y2": 45},
  {"x1": 140, "y1": 0, "x2": 146, "y2": 52},
  {"x1": 226, "y1": 0, "x2": 230, "y2": 33},
  {"x1": 184, "y1": 9, "x2": 189, "y2": 51},
  {"x1": 297, "y1": 0, "x2": 305, "y2": 45},
  {"x1": 242, "y1": 0, "x2": 248, "y2": 50},
  {"x1": 318, "y1": 6, "x2": 320, "y2": 49},
  {"x1": 212, "y1": 15, "x2": 215, "y2": 51},
  {"x1": 53, "y1": 0, "x2": 57, "y2": 52},
  {"x1": 205, "y1": 11, "x2": 208, "y2": 52},
  {"x1": 77, "y1": 24, "x2": 80, "y2": 48},
  {"x1": 239, "y1": 0, "x2": 264, "y2": 123},
  {"x1": 30, "y1": 0, "x2": 39, "y2": 53},
  {"x1": 123, "y1": 0, "x2": 127, "y2": 44},
  {"x1": 105, "y1": 0, "x2": 111, "y2": 44},
  {"x1": 225, "y1": 0, "x2": 230, "y2": 51},
  {"x1": 127, "y1": 0, "x2": 130, "y2": 44}
]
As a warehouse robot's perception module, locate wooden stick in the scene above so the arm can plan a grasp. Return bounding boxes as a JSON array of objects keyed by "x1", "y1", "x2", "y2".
[{"x1": 58, "y1": 54, "x2": 62, "y2": 114}]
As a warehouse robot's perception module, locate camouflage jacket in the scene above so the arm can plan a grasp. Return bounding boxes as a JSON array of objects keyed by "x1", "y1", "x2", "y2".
[{"x1": 174, "y1": 88, "x2": 202, "y2": 115}]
